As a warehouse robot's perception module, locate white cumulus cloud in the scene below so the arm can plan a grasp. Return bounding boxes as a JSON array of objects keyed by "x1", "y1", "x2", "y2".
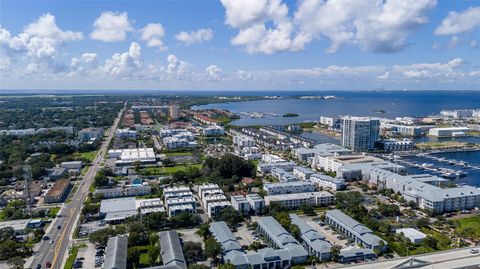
[
  {"x1": 175, "y1": 28, "x2": 213, "y2": 45},
  {"x1": 139, "y1": 23, "x2": 167, "y2": 50},
  {"x1": 102, "y1": 42, "x2": 143, "y2": 76},
  {"x1": 90, "y1": 11, "x2": 132, "y2": 42},
  {"x1": 206, "y1": 65, "x2": 223, "y2": 80},
  {"x1": 435, "y1": 6, "x2": 480, "y2": 35}
]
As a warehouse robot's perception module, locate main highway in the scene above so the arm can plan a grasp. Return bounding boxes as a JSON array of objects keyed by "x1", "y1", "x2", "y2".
[{"x1": 28, "y1": 105, "x2": 124, "y2": 269}]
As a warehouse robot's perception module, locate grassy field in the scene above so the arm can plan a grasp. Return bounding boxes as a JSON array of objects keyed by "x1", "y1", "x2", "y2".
[
  {"x1": 142, "y1": 164, "x2": 202, "y2": 175},
  {"x1": 72, "y1": 151, "x2": 97, "y2": 162},
  {"x1": 455, "y1": 215, "x2": 480, "y2": 239},
  {"x1": 416, "y1": 141, "x2": 468, "y2": 150},
  {"x1": 48, "y1": 207, "x2": 61, "y2": 218}
]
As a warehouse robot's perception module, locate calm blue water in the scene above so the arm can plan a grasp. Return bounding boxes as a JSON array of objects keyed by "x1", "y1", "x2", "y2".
[
  {"x1": 404, "y1": 151, "x2": 480, "y2": 187},
  {"x1": 193, "y1": 91, "x2": 480, "y2": 126}
]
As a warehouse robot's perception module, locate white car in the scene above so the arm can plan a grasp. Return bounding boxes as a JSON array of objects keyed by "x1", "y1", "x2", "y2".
[{"x1": 470, "y1": 249, "x2": 479, "y2": 254}]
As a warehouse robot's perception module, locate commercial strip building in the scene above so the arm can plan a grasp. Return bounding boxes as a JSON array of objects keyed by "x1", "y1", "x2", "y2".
[
  {"x1": 289, "y1": 214, "x2": 332, "y2": 261},
  {"x1": 396, "y1": 228, "x2": 426, "y2": 243},
  {"x1": 325, "y1": 209, "x2": 387, "y2": 251},
  {"x1": 104, "y1": 236, "x2": 128, "y2": 269},
  {"x1": 309, "y1": 174, "x2": 346, "y2": 191},
  {"x1": 44, "y1": 178, "x2": 71, "y2": 203},
  {"x1": 94, "y1": 185, "x2": 151, "y2": 199},
  {"x1": 263, "y1": 181, "x2": 315, "y2": 195},
  {"x1": 0, "y1": 219, "x2": 32, "y2": 237},
  {"x1": 264, "y1": 191, "x2": 334, "y2": 209},
  {"x1": 341, "y1": 116, "x2": 380, "y2": 151},
  {"x1": 338, "y1": 248, "x2": 376, "y2": 264},
  {"x1": 61, "y1": 161, "x2": 83, "y2": 170},
  {"x1": 338, "y1": 162, "x2": 480, "y2": 214},
  {"x1": 108, "y1": 148, "x2": 156, "y2": 166},
  {"x1": 99, "y1": 197, "x2": 165, "y2": 223}
]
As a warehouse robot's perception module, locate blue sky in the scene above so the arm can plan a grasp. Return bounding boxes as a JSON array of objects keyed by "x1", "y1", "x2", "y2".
[{"x1": 0, "y1": 0, "x2": 479, "y2": 91}]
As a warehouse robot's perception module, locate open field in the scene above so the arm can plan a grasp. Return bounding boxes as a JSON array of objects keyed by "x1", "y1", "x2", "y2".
[
  {"x1": 142, "y1": 164, "x2": 202, "y2": 175},
  {"x1": 454, "y1": 215, "x2": 480, "y2": 239}
]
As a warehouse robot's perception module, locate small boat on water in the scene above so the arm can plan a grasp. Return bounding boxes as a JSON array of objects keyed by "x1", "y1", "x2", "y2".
[
  {"x1": 442, "y1": 172, "x2": 457, "y2": 179},
  {"x1": 420, "y1": 163, "x2": 433, "y2": 169},
  {"x1": 456, "y1": 170, "x2": 468, "y2": 177}
]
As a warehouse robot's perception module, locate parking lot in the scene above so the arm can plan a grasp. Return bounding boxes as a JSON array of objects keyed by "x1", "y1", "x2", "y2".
[
  {"x1": 303, "y1": 216, "x2": 349, "y2": 248},
  {"x1": 76, "y1": 243, "x2": 96, "y2": 268},
  {"x1": 234, "y1": 223, "x2": 257, "y2": 247}
]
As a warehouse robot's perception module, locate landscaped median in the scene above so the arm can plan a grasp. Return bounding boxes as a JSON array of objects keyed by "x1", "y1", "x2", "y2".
[{"x1": 64, "y1": 244, "x2": 85, "y2": 269}]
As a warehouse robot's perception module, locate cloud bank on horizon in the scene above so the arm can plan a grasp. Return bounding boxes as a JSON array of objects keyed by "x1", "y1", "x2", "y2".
[{"x1": 0, "y1": 0, "x2": 479, "y2": 91}]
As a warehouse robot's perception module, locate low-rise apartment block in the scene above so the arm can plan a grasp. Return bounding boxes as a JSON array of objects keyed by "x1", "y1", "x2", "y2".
[
  {"x1": 245, "y1": 193, "x2": 265, "y2": 213},
  {"x1": 231, "y1": 195, "x2": 250, "y2": 214},
  {"x1": 263, "y1": 181, "x2": 316, "y2": 195},
  {"x1": 290, "y1": 214, "x2": 332, "y2": 261},
  {"x1": 325, "y1": 209, "x2": 387, "y2": 251},
  {"x1": 293, "y1": 166, "x2": 315, "y2": 180},
  {"x1": 264, "y1": 191, "x2": 334, "y2": 209},
  {"x1": 309, "y1": 174, "x2": 346, "y2": 191}
]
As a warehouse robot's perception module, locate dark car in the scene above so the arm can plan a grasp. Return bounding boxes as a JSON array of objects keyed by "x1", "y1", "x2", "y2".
[
  {"x1": 57, "y1": 225, "x2": 61, "y2": 229},
  {"x1": 42, "y1": 236, "x2": 49, "y2": 240},
  {"x1": 45, "y1": 262, "x2": 51, "y2": 268},
  {"x1": 36, "y1": 265, "x2": 41, "y2": 269}
]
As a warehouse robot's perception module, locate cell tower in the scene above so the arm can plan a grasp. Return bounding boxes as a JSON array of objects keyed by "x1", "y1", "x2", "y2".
[{"x1": 23, "y1": 164, "x2": 32, "y2": 212}]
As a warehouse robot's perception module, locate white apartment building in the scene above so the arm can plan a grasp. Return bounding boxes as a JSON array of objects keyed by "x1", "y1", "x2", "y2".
[
  {"x1": 263, "y1": 181, "x2": 316, "y2": 195},
  {"x1": 293, "y1": 166, "x2": 315, "y2": 180},
  {"x1": 231, "y1": 195, "x2": 250, "y2": 214},
  {"x1": 198, "y1": 183, "x2": 222, "y2": 200},
  {"x1": 203, "y1": 126, "x2": 225, "y2": 136},
  {"x1": 203, "y1": 194, "x2": 228, "y2": 208},
  {"x1": 341, "y1": 116, "x2": 380, "y2": 151},
  {"x1": 208, "y1": 201, "x2": 232, "y2": 218},
  {"x1": 246, "y1": 193, "x2": 265, "y2": 213},
  {"x1": 264, "y1": 191, "x2": 334, "y2": 208},
  {"x1": 233, "y1": 135, "x2": 256, "y2": 148},
  {"x1": 309, "y1": 174, "x2": 345, "y2": 191},
  {"x1": 312, "y1": 153, "x2": 382, "y2": 174},
  {"x1": 115, "y1": 129, "x2": 137, "y2": 139}
]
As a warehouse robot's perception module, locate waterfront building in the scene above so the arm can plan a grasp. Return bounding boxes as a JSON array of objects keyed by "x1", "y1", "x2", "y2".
[
  {"x1": 312, "y1": 153, "x2": 383, "y2": 174},
  {"x1": 325, "y1": 209, "x2": 387, "y2": 251},
  {"x1": 290, "y1": 214, "x2": 332, "y2": 261},
  {"x1": 338, "y1": 162, "x2": 480, "y2": 214},
  {"x1": 375, "y1": 139, "x2": 413, "y2": 152},
  {"x1": 429, "y1": 127, "x2": 470, "y2": 137},
  {"x1": 263, "y1": 181, "x2": 316, "y2": 195},
  {"x1": 264, "y1": 191, "x2": 334, "y2": 208},
  {"x1": 341, "y1": 116, "x2": 380, "y2": 151},
  {"x1": 380, "y1": 123, "x2": 434, "y2": 137},
  {"x1": 440, "y1": 109, "x2": 475, "y2": 119},
  {"x1": 309, "y1": 174, "x2": 346, "y2": 191}
]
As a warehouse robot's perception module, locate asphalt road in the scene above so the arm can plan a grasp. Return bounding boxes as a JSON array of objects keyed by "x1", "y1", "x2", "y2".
[{"x1": 28, "y1": 107, "x2": 124, "y2": 269}]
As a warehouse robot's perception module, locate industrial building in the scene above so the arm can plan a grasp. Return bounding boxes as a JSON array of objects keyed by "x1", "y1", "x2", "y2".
[
  {"x1": 429, "y1": 127, "x2": 470, "y2": 137},
  {"x1": 396, "y1": 228, "x2": 427, "y2": 243},
  {"x1": 108, "y1": 148, "x2": 156, "y2": 166}
]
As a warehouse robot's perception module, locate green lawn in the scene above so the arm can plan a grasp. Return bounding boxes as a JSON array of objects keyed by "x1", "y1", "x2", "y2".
[
  {"x1": 48, "y1": 207, "x2": 61, "y2": 218},
  {"x1": 142, "y1": 164, "x2": 202, "y2": 175},
  {"x1": 455, "y1": 215, "x2": 480, "y2": 239},
  {"x1": 66, "y1": 184, "x2": 79, "y2": 204},
  {"x1": 64, "y1": 245, "x2": 80, "y2": 269},
  {"x1": 73, "y1": 151, "x2": 97, "y2": 162}
]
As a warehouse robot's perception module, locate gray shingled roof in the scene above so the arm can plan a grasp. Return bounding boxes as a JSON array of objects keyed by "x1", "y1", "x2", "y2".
[
  {"x1": 209, "y1": 221, "x2": 242, "y2": 253},
  {"x1": 159, "y1": 231, "x2": 186, "y2": 269},
  {"x1": 104, "y1": 236, "x2": 128, "y2": 269}
]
